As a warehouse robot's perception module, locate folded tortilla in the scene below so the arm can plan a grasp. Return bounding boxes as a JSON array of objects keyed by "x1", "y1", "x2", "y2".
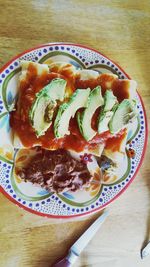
[
  {"x1": 12, "y1": 61, "x2": 137, "y2": 156},
  {"x1": 103, "y1": 130, "x2": 128, "y2": 164}
]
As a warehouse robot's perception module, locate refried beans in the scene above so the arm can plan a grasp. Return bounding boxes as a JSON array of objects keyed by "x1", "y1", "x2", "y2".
[{"x1": 16, "y1": 149, "x2": 92, "y2": 193}]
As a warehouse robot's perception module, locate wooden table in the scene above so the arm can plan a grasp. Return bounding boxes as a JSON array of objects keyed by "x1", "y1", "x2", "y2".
[{"x1": 0, "y1": 1, "x2": 150, "y2": 266}]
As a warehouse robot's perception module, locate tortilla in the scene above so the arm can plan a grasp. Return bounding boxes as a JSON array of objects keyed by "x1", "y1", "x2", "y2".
[{"x1": 11, "y1": 61, "x2": 136, "y2": 159}]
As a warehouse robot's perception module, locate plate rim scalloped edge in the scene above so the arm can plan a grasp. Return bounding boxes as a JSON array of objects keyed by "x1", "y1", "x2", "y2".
[{"x1": 0, "y1": 42, "x2": 148, "y2": 218}]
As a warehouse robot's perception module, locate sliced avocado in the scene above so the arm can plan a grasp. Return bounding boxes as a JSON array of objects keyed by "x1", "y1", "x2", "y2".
[
  {"x1": 98, "y1": 90, "x2": 118, "y2": 134},
  {"x1": 36, "y1": 78, "x2": 67, "y2": 101},
  {"x1": 29, "y1": 78, "x2": 67, "y2": 137},
  {"x1": 54, "y1": 88, "x2": 90, "y2": 138},
  {"x1": 109, "y1": 99, "x2": 138, "y2": 134},
  {"x1": 103, "y1": 90, "x2": 117, "y2": 112},
  {"x1": 77, "y1": 86, "x2": 104, "y2": 141},
  {"x1": 31, "y1": 97, "x2": 56, "y2": 137},
  {"x1": 98, "y1": 111, "x2": 114, "y2": 133}
]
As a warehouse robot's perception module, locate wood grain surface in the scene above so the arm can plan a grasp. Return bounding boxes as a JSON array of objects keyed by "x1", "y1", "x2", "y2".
[{"x1": 0, "y1": 1, "x2": 150, "y2": 266}]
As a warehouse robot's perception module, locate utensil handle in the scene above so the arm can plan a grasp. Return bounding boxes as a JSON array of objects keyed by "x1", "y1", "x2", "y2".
[
  {"x1": 52, "y1": 257, "x2": 71, "y2": 267},
  {"x1": 52, "y1": 250, "x2": 78, "y2": 267}
]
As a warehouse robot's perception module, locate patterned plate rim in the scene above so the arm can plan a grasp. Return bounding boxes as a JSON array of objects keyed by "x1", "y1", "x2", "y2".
[{"x1": 0, "y1": 42, "x2": 148, "y2": 218}]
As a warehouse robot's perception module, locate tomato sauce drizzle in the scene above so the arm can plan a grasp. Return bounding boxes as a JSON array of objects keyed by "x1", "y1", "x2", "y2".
[{"x1": 10, "y1": 63, "x2": 126, "y2": 152}]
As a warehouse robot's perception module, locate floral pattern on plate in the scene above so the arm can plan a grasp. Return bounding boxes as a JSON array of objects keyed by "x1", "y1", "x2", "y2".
[{"x1": 0, "y1": 43, "x2": 147, "y2": 218}]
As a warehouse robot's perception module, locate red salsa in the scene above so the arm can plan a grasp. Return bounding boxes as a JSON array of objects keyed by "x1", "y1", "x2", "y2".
[{"x1": 10, "y1": 63, "x2": 126, "y2": 152}]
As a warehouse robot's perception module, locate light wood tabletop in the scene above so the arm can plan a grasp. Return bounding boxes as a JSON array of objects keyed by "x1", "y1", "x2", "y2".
[{"x1": 0, "y1": 0, "x2": 150, "y2": 266}]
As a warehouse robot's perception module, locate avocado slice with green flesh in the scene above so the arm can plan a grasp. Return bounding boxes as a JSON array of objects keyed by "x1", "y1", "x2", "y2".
[
  {"x1": 98, "y1": 110, "x2": 114, "y2": 133},
  {"x1": 37, "y1": 78, "x2": 67, "y2": 101},
  {"x1": 109, "y1": 99, "x2": 137, "y2": 134},
  {"x1": 98, "y1": 90, "x2": 118, "y2": 134},
  {"x1": 54, "y1": 88, "x2": 90, "y2": 138},
  {"x1": 29, "y1": 78, "x2": 67, "y2": 137},
  {"x1": 103, "y1": 90, "x2": 118, "y2": 112},
  {"x1": 77, "y1": 86, "x2": 104, "y2": 141},
  {"x1": 31, "y1": 97, "x2": 56, "y2": 137}
]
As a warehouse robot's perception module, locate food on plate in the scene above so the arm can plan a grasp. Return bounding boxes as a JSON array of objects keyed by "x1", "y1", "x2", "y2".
[
  {"x1": 77, "y1": 86, "x2": 104, "y2": 141},
  {"x1": 30, "y1": 78, "x2": 67, "y2": 137},
  {"x1": 10, "y1": 60, "x2": 138, "y2": 192},
  {"x1": 98, "y1": 89, "x2": 118, "y2": 134},
  {"x1": 54, "y1": 88, "x2": 90, "y2": 138},
  {"x1": 103, "y1": 129, "x2": 128, "y2": 163},
  {"x1": 109, "y1": 99, "x2": 137, "y2": 134},
  {"x1": 97, "y1": 155, "x2": 117, "y2": 184},
  {"x1": 16, "y1": 149, "x2": 92, "y2": 193}
]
